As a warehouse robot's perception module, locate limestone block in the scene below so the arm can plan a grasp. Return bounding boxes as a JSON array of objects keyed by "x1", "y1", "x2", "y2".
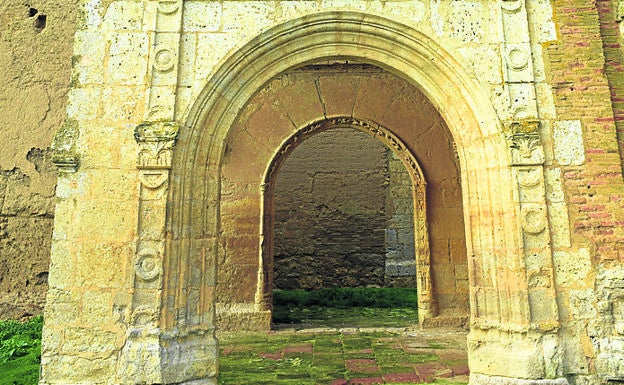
[
  {"x1": 62, "y1": 326, "x2": 121, "y2": 355},
  {"x1": 47, "y1": 240, "x2": 74, "y2": 288},
  {"x1": 221, "y1": 1, "x2": 274, "y2": 36},
  {"x1": 66, "y1": 86, "x2": 101, "y2": 121},
  {"x1": 553, "y1": 120, "x2": 584, "y2": 166},
  {"x1": 102, "y1": 1, "x2": 144, "y2": 31},
  {"x1": 595, "y1": 337, "x2": 624, "y2": 381},
  {"x1": 73, "y1": 31, "x2": 106, "y2": 85},
  {"x1": 78, "y1": 126, "x2": 139, "y2": 170},
  {"x1": 183, "y1": 1, "x2": 222, "y2": 32},
  {"x1": 569, "y1": 289, "x2": 597, "y2": 320},
  {"x1": 544, "y1": 168, "x2": 564, "y2": 203},
  {"x1": 40, "y1": 353, "x2": 118, "y2": 382},
  {"x1": 553, "y1": 249, "x2": 592, "y2": 291},
  {"x1": 526, "y1": 0, "x2": 557, "y2": 44},
  {"x1": 548, "y1": 203, "x2": 571, "y2": 249},
  {"x1": 468, "y1": 331, "x2": 545, "y2": 379},
  {"x1": 82, "y1": 290, "x2": 113, "y2": 325},
  {"x1": 448, "y1": 1, "x2": 484, "y2": 43},
  {"x1": 79, "y1": 0, "x2": 103, "y2": 29},
  {"x1": 44, "y1": 288, "x2": 82, "y2": 326},
  {"x1": 75, "y1": 240, "x2": 132, "y2": 288},
  {"x1": 384, "y1": 1, "x2": 426, "y2": 25},
  {"x1": 535, "y1": 83, "x2": 557, "y2": 120},
  {"x1": 458, "y1": 45, "x2": 502, "y2": 85},
  {"x1": 195, "y1": 32, "x2": 239, "y2": 81},
  {"x1": 107, "y1": 32, "x2": 149, "y2": 85},
  {"x1": 100, "y1": 86, "x2": 145, "y2": 124},
  {"x1": 508, "y1": 83, "x2": 538, "y2": 120},
  {"x1": 177, "y1": 34, "x2": 197, "y2": 87}
]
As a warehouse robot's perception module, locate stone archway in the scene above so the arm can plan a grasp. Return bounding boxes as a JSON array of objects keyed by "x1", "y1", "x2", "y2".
[
  {"x1": 163, "y1": 11, "x2": 562, "y2": 384},
  {"x1": 214, "y1": 62, "x2": 470, "y2": 332},
  {"x1": 258, "y1": 117, "x2": 434, "y2": 325}
]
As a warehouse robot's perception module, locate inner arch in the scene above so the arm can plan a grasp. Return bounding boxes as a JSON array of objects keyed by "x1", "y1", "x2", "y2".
[{"x1": 216, "y1": 64, "x2": 467, "y2": 330}]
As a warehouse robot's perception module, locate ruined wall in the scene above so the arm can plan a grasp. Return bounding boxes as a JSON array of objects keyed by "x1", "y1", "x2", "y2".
[
  {"x1": 0, "y1": 1, "x2": 78, "y2": 319},
  {"x1": 273, "y1": 127, "x2": 415, "y2": 290},
  {"x1": 12, "y1": 0, "x2": 622, "y2": 383},
  {"x1": 543, "y1": 1, "x2": 624, "y2": 381}
]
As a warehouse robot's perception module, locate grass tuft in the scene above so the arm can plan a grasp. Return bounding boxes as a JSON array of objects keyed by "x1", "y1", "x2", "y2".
[{"x1": 0, "y1": 316, "x2": 43, "y2": 385}]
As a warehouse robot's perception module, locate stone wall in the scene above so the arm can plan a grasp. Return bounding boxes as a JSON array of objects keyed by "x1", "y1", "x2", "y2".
[
  {"x1": 0, "y1": 1, "x2": 78, "y2": 319},
  {"x1": 273, "y1": 127, "x2": 415, "y2": 290},
  {"x1": 0, "y1": 0, "x2": 620, "y2": 384}
]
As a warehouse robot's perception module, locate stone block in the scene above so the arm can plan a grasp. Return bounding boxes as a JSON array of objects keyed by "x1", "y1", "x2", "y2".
[
  {"x1": 183, "y1": 1, "x2": 222, "y2": 32},
  {"x1": 553, "y1": 120, "x2": 585, "y2": 166},
  {"x1": 107, "y1": 32, "x2": 149, "y2": 85},
  {"x1": 102, "y1": 1, "x2": 144, "y2": 31}
]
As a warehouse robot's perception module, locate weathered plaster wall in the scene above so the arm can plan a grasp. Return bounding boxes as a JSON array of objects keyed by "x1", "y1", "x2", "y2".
[{"x1": 0, "y1": 1, "x2": 78, "y2": 319}]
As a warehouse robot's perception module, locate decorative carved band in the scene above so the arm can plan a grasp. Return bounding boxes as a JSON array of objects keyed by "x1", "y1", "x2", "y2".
[{"x1": 265, "y1": 117, "x2": 425, "y2": 188}]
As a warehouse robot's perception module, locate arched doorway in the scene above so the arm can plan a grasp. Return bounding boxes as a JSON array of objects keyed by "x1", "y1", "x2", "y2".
[
  {"x1": 215, "y1": 62, "x2": 469, "y2": 330},
  {"x1": 260, "y1": 117, "x2": 434, "y2": 327},
  {"x1": 165, "y1": 11, "x2": 556, "y2": 384}
]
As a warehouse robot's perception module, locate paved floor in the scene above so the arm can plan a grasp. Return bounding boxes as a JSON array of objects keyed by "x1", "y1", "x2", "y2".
[{"x1": 218, "y1": 327, "x2": 469, "y2": 385}]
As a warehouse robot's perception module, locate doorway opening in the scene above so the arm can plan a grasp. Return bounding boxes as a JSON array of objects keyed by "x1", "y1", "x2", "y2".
[
  {"x1": 216, "y1": 63, "x2": 468, "y2": 332},
  {"x1": 270, "y1": 126, "x2": 418, "y2": 329}
]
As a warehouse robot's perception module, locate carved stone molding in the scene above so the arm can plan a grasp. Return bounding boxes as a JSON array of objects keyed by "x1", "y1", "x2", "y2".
[
  {"x1": 51, "y1": 151, "x2": 80, "y2": 173},
  {"x1": 134, "y1": 121, "x2": 179, "y2": 170},
  {"x1": 508, "y1": 121, "x2": 544, "y2": 166},
  {"x1": 51, "y1": 118, "x2": 80, "y2": 173},
  {"x1": 500, "y1": 0, "x2": 523, "y2": 13},
  {"x1": 266, "y1": 117, "x2": 425, "y2": 188}
]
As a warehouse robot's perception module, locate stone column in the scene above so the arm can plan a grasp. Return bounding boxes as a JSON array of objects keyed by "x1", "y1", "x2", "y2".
[
  {"x1": 468, "y1": 1, "x2": 565, "y2": 383},
  {"x1": 116, "y1": 122, "x2": 177, "y2": 383}
]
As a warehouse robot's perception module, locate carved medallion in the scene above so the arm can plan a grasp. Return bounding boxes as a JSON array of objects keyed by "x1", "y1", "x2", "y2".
[
  {"x1": 135, "y1": 248, "x2": 162, "y2": 282},
  {"x1": 154, "y1": 47, "x2": 176, "y2": 73},
  {"x1": 158, "y1": 1, "x2": 180, "y2": 14},
  {"x1": 501, "y1": 0, "x2": 522, "y2": 13},
  {"x1": 507, "y1": 47, "x2": 529, "y2": 71},
  {"x1": 521, "y1": 205, "x2": 546, "y2": 234}
]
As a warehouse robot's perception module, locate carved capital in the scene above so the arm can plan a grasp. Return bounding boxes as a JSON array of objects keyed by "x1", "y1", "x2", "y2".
[
  {"x1": 51, "y1": 118, "x2": 80, "y2": 173},
  {"x1": 508, "y1": 121, "x2": 544, "y2": 166},
  {"x1": 51, "y1": 151, "x2": 80, "y2": 173},
  {"x1": 135, "y1": 121, "x2": 179, "y2": 169}
]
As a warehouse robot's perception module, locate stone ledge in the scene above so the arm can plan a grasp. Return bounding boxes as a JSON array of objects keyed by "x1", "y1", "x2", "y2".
[{"x1": 470, "y1": 374, "x2": 569, "y2": 385}]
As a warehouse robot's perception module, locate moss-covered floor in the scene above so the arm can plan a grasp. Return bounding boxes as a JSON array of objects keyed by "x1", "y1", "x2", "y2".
[{"x1": 218, "y1": 324, "x2": 468, "y2": 385}]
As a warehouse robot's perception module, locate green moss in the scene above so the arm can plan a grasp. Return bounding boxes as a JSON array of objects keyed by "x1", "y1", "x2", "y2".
[
  {"x1": 0, "y1": 316, "x2": 43, "y2": 385},
  {"x1": 274, "y1": 287, "x2": 417, "y2": 309}
]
